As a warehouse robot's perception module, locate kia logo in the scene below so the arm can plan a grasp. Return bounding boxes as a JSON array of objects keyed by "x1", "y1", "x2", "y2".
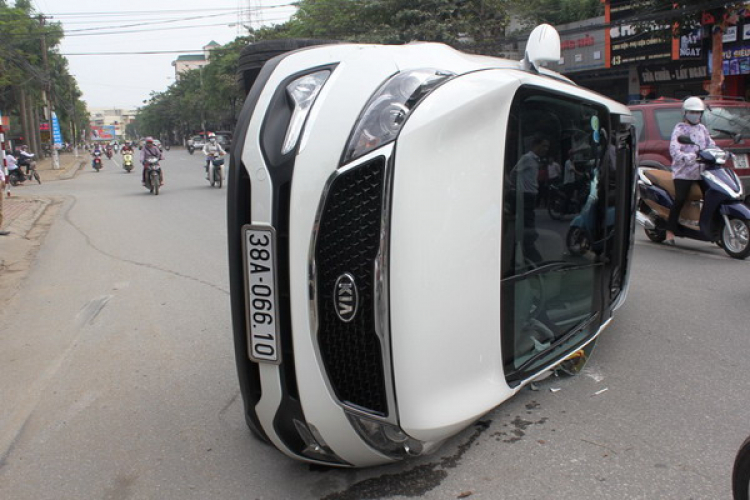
[{"x1": 334, "y1": 273, "x2": 358, "y2": 323}]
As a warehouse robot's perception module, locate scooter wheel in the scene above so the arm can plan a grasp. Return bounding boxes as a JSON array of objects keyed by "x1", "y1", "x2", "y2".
[
  {"x1": 722, "y1": 218, "x2": 750, "y2": 260},
  {"x1": 644, "y1": 227, "x2": 666, "y2": 243}
]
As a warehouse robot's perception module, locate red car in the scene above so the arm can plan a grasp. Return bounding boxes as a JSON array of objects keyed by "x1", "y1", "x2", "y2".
[{"x1": 629, "y1": 97, "x2": 750, "y2": 200}]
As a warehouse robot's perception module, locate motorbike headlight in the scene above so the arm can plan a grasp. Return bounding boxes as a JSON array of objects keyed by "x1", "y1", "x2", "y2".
[
  {"x1": 281, "y1": 70, "x2": 331, "y2": 155},
  {"x1": 346, "y1": 412, "x2": 443, "y2": 460},
  {"x1": 342, "y1": 69, "x2": 455, "y2": 165}
]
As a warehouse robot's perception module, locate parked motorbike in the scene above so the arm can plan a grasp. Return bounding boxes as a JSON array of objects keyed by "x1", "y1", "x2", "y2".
[
  {"x1": 207, "y1": 153, "x2": 225, "y2": 188},
  {"x1": 636, "y1": 135, "x2": 750, "y2": 259},
  {"x1": 92, "y1": 151, "x2": 103, "y2": 172},
  {"x1": 122, "y1": 152, "x2": 134, "y2": 172},
  {"x1": 144, "y1": 157, "x2": 162, "y2": 195}
]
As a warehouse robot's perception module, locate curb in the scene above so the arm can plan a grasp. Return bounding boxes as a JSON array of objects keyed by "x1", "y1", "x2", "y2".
[{"x1": 59, "y1": 159, "x2": 86, "y2": 180}]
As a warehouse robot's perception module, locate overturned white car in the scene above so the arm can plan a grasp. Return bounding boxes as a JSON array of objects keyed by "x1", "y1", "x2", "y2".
[{"x1": 227, "y1": 26, "x2": 637, "y2": 467}]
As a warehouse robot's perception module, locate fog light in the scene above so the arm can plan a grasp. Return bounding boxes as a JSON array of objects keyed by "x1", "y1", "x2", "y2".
[
  {"x1": 346, "y1": 412, "x2": 442, "y2": 460},
  {"x1": 293, "y1": 419, "x2": 348, "y2": 465}
]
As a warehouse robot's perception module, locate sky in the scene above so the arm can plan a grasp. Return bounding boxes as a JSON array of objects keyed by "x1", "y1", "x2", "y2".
[{"x1": 25, "y1": 0, "x2": 297, "y2": 109}]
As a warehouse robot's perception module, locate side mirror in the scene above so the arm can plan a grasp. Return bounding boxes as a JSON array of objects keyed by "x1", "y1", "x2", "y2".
[
  {"x1": 677, "y1": 135, "x2": 695, "y2": 145},
  {"x1": 734, "y1": 133, "x2": 743, "y2": 144},
  {"x1": 521, "y1": 24, "x2": 561, "y2": 72}
]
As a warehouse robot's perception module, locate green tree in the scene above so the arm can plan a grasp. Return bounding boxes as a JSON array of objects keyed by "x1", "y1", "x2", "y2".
[{"x1": 512, "y1": 0, "x2": 603, "y2": 28}]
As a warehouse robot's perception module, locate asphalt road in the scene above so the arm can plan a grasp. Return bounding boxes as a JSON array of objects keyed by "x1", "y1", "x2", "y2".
[{"x1": 1, "y1": 149, "x2": 749, "y2": 499}]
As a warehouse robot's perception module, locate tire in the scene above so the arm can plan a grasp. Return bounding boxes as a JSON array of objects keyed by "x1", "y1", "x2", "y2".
[
  {"x1": 214, "y1": 167, "x2": 222, "y2": 188},
  {"x1": 33, "y1": 171, "x2": 41, "y2": 184},
  {"x1": 217, "y1": 170, "x2": 223, "y2": 189},
  {"x1": 722, "y1": 218, "x2": 750, "y2": 259},
  {"x1": 733, "y1": 436, "x2": 750, "y2": 500},
  {"x1": 644, "y1": 227, "x2": 667, "y2": 243},
  {"x1": 237, "y1": 39, "x2": 339, "y2": 95},
  {"x1": 152, "y1": 172, "x2": 160, "y2": 195},
  {"x1": 209, "y1": 167, "x2": 215, "y2": 187}
]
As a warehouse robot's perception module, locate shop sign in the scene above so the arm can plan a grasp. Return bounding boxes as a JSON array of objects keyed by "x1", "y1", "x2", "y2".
[
  {"x1": 707, "y1": 44, "x2": 750, "y2": 75},
  {"x1": 724, "y1": 26, "x2": 738, "y2": 43},
  {"x1": 679, "y1": 29, "x2": 702, "y2": 59},
  {"x1": 608, "y1": 0, "x2": 671, "y2": 67},
  {"x1": 536, "y1": 17, "x2": 605, "y2": 73},
  {"x1": 639, "y1": 62, "x2": 708, "y2": 85}
]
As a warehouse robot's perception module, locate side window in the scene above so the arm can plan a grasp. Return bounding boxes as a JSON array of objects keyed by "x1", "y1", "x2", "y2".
[
  {"x1": 501, "y1": 88, "x2": 610, "y2": 382},
  {"x1": 654, "y1": 109, "x2": 683, "y2": 139}
]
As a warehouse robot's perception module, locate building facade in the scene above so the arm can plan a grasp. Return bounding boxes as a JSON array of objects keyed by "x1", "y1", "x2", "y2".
[
  {"x1": 88, "y1": 108, "x2": 138, "y2": 141},
  {"x1": 510, "y1": 1, "x2": 750, "y2": 104},
  {"x1": 172, "y1": 41, "x2": 220, "y2": 80}
]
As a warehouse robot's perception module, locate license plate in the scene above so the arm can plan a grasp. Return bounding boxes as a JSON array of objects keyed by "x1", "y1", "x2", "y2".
[
  {"x1": 734, "y1": 153, "x2": 749, "y2": 169},
  {"x1": 243, "y1": 225, "x2": 281, "y2": 364}
]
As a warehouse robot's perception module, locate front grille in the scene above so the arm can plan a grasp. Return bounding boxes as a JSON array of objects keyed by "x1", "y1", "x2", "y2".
[{"x1": 315, "y1": 158, "x2": 388, "y2": 415}]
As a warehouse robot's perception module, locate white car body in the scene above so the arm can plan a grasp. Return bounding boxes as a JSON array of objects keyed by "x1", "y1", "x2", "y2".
[{"x1": 228, "y1": 35, "x2": 636, "y2": 467}]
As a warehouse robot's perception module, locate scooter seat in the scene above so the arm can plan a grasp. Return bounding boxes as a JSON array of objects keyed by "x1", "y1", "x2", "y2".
[{"x1": 643, "y1": 170, "x2": 703, "y2": 201}]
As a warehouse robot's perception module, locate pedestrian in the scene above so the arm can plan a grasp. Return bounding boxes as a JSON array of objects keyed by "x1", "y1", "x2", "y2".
[
  {"x1": 0, "y1": 159, "x2": 8, "y2": 236},
  {"x1": 664, "y1": 97, "x2": 715, "y2": 246}
]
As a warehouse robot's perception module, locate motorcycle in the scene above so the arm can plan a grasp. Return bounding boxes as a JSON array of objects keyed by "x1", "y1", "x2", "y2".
[
  {"x1": 636, "y1": 135, "x2": 750, "y2": 259},
  {"x1": 187, "y1": 144, "x2": 195, "y2": 155},
  {"x1": 122, "y1": 152, "x2": 134, "y2": 172},
  {"x1": 105, "y1": 148, "x2": 113, "y2": 159},
  {"x1": 92, "y1": 151, "x2": 103, "y2": 172},
  {"x1": 17, "y1": 155, "x2": 41, "y2": 184},
  {"x1": 144, "y1": 157, "x2": 162, "y2": 195},
  {"x1": 207, "y1": 153, "x2": 225, "y2": 188}
]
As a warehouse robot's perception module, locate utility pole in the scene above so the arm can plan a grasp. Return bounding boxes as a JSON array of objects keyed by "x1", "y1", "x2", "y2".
[{"x1": 39, "y1": 15, "x2": 60, "y2": 169}]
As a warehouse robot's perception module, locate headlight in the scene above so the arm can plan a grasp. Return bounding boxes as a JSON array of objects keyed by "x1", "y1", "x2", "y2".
[
  {"x1": 346, "y1": 412, "x2": 443, "y2": 460},
  {"x1": 281, "y1": 70, "x2": 331, "y2": 155},
  {"x1": 342, "y1": 69, "x2": 454, "y2": 164}
]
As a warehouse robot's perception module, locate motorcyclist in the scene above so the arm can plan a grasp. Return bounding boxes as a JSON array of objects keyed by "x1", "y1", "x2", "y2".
[
  {"x1": 664, "y1": 97, "x2": 716, "y2": 246},
  {"x1": 140, "y1": 136, "x2": 164, "y2": 186},
  {"x1": 91, "y1": 144, "x2": 103, "y2": 168},
  {"x1": 121, "y1": 142, "x2": 133, "y2": 154},
  {"x1": 17, "y1": 146, "x2": 35, "y2": 175},
  {"x1": 5, "y1": 150, "x2": 24, "y2": 184},
  {"x1": 202, "y1": 132, "x2": 226, "y2": 179}
]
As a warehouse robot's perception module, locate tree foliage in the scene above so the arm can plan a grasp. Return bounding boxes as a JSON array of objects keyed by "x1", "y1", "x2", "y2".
[
  {"x1": 512, "y1": 0, "x2": 603, "y2": 28},
  {"x1": 135, "y1": 38, "x2": 247, "y2": 141},
  {"x1": 0, "y1": 0, "x2": 87, "y2": 148}
]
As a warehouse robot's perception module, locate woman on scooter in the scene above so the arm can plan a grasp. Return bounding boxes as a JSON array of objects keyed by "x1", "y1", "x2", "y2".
[{"x1": 665, "y1": 97, "x2": 716, "y2": 246}]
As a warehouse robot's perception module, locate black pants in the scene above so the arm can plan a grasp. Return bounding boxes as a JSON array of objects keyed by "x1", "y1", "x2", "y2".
[{"x1": 667, "y1": 179, "x2": 706, "y2": 233}]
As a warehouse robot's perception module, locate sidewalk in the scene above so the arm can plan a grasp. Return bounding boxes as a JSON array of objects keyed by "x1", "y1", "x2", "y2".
[
  {"x1": 1, "y1": 152, "x2": 82, "y2": 308},
  {"x1": 3, "y1": 152, "x2": 84, "y2": 231}
]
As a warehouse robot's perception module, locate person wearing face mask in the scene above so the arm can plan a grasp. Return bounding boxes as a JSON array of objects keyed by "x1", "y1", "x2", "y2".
[{"x1": 664, "y1": 97, "x2": 716, "y2": 245}]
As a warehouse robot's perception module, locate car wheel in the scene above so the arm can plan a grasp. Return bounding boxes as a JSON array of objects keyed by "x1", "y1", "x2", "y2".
[
  {"x1": 734, "y1": 436, "x2": 750, "y2": 500},
  {"x1": 237, "y1": 39, "x2": 339, "y2": 95}
]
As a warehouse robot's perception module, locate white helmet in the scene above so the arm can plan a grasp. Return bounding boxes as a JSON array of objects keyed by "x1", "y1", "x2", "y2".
[{"x1": 683, "y1": 97, "x2": 705, "y2": 112}]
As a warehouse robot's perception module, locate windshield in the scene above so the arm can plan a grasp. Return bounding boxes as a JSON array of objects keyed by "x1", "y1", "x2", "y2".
[{"x1": 704, "y1": 106, "x2": 750, "y2": 139}]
